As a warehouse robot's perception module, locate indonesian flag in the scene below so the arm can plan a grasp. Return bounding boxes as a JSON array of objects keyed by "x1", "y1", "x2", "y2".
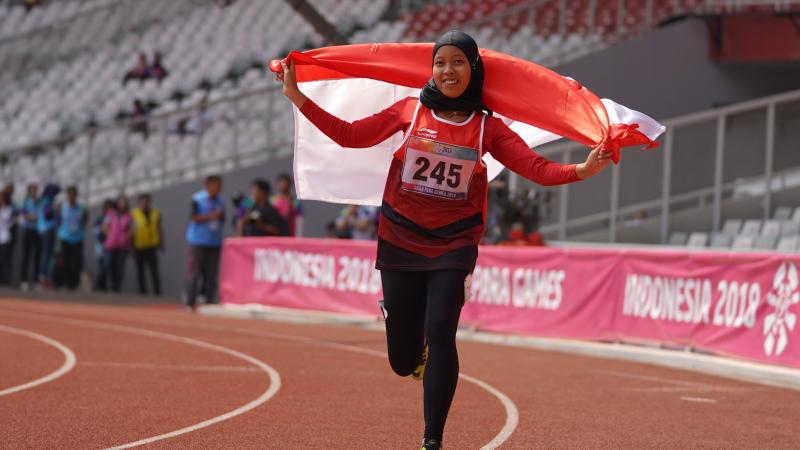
[{"x1": 270, "y1": 43, "x2": 665, "y2": 206}]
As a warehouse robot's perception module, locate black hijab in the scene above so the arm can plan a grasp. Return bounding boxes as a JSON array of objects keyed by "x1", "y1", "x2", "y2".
[{"x1": 419, "y1": 30, "x2": 492, "y2": 116}]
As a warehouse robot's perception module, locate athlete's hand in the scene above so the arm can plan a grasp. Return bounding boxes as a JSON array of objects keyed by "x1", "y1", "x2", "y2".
[
  {"x1": 275, "y1": 59, "x2": 307, "y2": 109},
  {"x1": 576, "y1": 141, "x2": 613, "y2": 179}
]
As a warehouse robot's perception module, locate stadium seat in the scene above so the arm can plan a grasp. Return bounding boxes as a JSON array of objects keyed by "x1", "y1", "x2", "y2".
[
  {"x1": 793, "y1": 207, "x2": 800, "y2": 223},
  {"x1": 777, "y1": 236, "x2": 800, "y2": 252},
  {"x1": 668, "y1": 232, "x2": 687, "y2": 246},
  {"x1": 761, "y1": 220, "x2": 782, "y2": 238},
  {"x1": 687, "y1": 232, "x2": 708, "y2": 247},
  {"x1": 740, "y1": 219, "x2": 762, "y2": 236},
  {"x1": 720, "y1": 218, "x2": 742, "y2": 236},
  {"x1": 732, "y1": 235, "x2": 756, "y2": 250},
  {"x1": 754, "y1": 235, "x2": 778, "y2": 250},
  {"x1": 773, "y1": 206, "x2": 793, "y2": 220},
  {"x1": 781, "y1": 221, "x2": 800, "y2": 237},
  {"x1": 710, "y1": 234, "x2": 733, "y2": 248}
]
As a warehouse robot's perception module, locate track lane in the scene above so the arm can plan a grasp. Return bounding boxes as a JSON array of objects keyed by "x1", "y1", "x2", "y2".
[{"x1": 3, "y1": 299, "x2": 800, "y2": 449}]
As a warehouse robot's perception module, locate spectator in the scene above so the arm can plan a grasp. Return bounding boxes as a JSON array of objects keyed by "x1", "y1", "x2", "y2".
[
  {"x1": 19, "y1": 183, "x2": 40, "y2": 291},
  {"x1": 335, "y1": 205, "x2": 378, "y2": 240},
  {"x1": 0, "y1": 190, "x2": 17, "y2": 285},
  {"x1": 497, "y1": 223, "x2": 546, "y2": 247},
  {"x1": 37, "y1": 183, "x2": 60, "y2": 288},
  {"x1": 123, "y1": 52, "x2": 150, "y2": 85},
  {"x1": 526, "y1": 230, "x2": 545, "y2": 247},
  {"x1": 93, "y1": 199, "x2": 115, "y2": 291},
  {"x1": 171, "y1": 95, "x2": 235, "y2": 137},
  {"x1": 230, "y1": 190, "x2": 249, "y2": 231},
  {"x1": 272, "y1": 173, "x2": 303, "y2": 237},
  {"x1": 237, "y1": 179, "x2": 288, "y2": 237},
  {"x1": 55, "y1": 186, "x2": 87, "y2": 290},
  {"x1": 103, "y1": 195, "x2": 133, "y2": 293},
  {"x1": 130, "y1": 99, "x2": 150, "y2": 139},
  {"x1": 131, "y1": 193, "x2": 163, "y2": 296},
  {"x1": 326, "y1": 221, "x2": 337, "y2": 238},
  {"x1": 3, "y1": 184, "x2": 17, "y2": 280},
  {"x1": 23, "y1": 0, "x2": 42, "y2": 12},
  {"x1": 148, "y1": 51, "x2": 169, "y2": 83},
  {"x1": 497, "y1": 223, "x2": 528, "y2": 247},
  {"x1": 185, "y1": 175, "x2": 225, "y2": 309}
]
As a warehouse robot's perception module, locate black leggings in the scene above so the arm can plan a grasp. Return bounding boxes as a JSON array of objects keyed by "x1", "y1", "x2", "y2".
[
  {"x1": 20, "y1": 229, "x2": 41, "y2": 284},
  {"x1": 381, "y1": 269, "x2": 468, "y2": 442}
]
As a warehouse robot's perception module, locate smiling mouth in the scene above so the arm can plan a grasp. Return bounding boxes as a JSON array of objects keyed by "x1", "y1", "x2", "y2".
[{"x1": 443, "y1": 79, "x2": 458, "y2": 86}]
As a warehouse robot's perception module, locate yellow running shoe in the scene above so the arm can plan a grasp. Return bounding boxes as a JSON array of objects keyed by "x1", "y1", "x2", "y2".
[
  {"x1": 421, "y1": 438, "x2": 442, "y2": 449},
  {"x1": 411, "y1": 344, "x2": 429, "y2": 381}
]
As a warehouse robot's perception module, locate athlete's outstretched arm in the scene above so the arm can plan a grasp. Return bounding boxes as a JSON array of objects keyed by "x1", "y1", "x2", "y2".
[
  {"x1": 275, "y1": 60, "x2": 410, "y2": 148},
  {"x1": 487, "y1": 119, "x2": 612, "y2": 185}
]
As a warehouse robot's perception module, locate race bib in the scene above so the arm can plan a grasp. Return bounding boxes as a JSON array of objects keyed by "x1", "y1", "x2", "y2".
[{"x1": 401, "y1": 136, "x2": 478, "y2": 200}]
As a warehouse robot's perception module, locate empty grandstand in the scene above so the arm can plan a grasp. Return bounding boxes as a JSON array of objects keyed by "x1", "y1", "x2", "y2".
[{"x1": 0, "y1": 0, "x2": 798, "y2": 280}]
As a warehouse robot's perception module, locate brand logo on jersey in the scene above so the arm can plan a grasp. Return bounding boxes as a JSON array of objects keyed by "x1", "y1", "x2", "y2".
[{"x1": 417, "y1": 127, "x2": 438, "y2": 139}]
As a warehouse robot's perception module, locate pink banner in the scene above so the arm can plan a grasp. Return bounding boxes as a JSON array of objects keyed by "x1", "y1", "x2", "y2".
[{"x1": 220, "y1": 237, "x2": 800, "y2": 369}]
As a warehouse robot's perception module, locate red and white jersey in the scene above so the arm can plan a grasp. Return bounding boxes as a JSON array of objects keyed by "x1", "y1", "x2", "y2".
[
  {"x1": 298, "y1": 96, "x2": 586, "y2": 271},
  {"x1": 379, "y1": 102, "x2": 489, "y2": 262}
]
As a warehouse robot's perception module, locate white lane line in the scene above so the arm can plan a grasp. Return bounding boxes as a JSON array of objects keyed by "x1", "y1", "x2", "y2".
[
  {"x1": 3, "y1": 310, "x2": 280, "y2": 450},
  {"x1": 239, "y1": 336, "x2": 519, "y2": 450},
  {"x1": 597, "y1": 369, "x2": 715, "y2": 389},
  {"x1": 680, "y1": 396, "x2": 718, "y2": 404},
  {"x1": 460, "y1": 373, "x2": 519, "y2": 450},
  {"x1": 78, "y1": 313, "x2": 519, "y2": 449},
  {"x1": 6, "y1": 307, "x2": 518, "y2": 449},
  {"x1": 78, "y1": 361, "x2": 261, "y2": 373},
  {"x1": 0, "y1": 324, "x2": 77, "y2": 397}
]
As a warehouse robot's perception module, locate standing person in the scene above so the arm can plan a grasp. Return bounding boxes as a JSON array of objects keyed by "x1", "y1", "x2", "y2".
[
  {"x1": 37, "y1": 183, "x2": 60, "y2": 288},
  {"x1": 93, "y1": 199, "x2": 115, "y2": 291},
  {"x1": 237, "y1": 179, "x2": 288, "y2": 237},
  {"x1": 103, "y1": 195, "x2": 132, "y2": 293},
  {"x1": 271, "y1": 173, "x2": 303, "y2": 237},
  {"x1": 131, "y1": 193, "x2": 163, "y2": 296},
  {"x1": 56, "y1": 186, "x2": 87, "y2": 290},
  {"x1": 185, "y1": 175, "x2": 225, "y2": 310},
  {"x1": 275, "y1": 30, "x2": 614, "y2": 448},
  {"x1": 19, "y1": 183, "x2": 40, "y2": 291},
  {"x1": 3, "y1": 184, "x2": 17, "y2": 278},
  {"x1": 334, "y1": 205, "x2": 379, "y2": 240},
  {"x1": 0, "y1": 190, "x2": 17, "y2": 286}
]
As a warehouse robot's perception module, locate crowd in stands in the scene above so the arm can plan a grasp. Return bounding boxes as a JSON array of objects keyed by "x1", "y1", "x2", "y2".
[
  {"x1": 123, "y1": 51, "x2": 169, "y2": 86},
  {"x1": 113, "y1": 51, "x2": 172, "y2": 139}
]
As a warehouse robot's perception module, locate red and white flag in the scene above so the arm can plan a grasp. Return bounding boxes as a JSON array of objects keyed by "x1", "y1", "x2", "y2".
[{"x1": 271, "y1": 43, "x2": 665, "y2": 206}]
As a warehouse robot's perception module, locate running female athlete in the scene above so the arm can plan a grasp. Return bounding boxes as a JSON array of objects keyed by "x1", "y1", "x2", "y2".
[{"x1": 276, "y1": 30, "x2": 613, "y2": 449}]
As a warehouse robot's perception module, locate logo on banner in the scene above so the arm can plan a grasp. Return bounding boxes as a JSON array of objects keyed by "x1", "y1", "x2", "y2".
[{"x1": 763, "y1": 263, "x2": 799, "y2": 357}]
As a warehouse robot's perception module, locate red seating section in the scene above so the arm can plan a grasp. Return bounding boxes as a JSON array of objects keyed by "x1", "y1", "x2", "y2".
[{"x1": 399, "y1": 0, "x2": 793, "y2": 41}]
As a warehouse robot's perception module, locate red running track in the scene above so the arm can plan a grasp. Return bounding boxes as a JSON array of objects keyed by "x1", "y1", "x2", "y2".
[{"x1": 1, "y1": 298, "x2": 799, "y2": 449}]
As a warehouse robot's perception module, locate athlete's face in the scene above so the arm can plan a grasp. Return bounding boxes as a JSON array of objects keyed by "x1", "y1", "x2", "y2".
[{"x1": 432, "y1": 45, "x2": 471, "y2": 99}]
